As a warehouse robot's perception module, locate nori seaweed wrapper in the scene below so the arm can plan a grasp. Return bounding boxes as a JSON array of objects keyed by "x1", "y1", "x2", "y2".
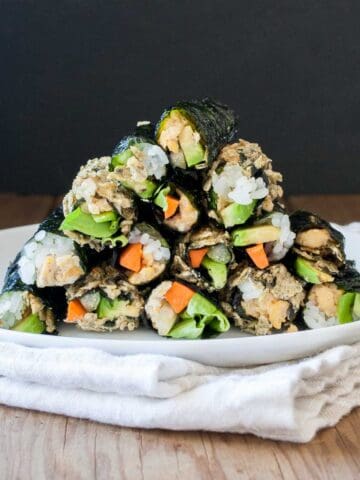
[
  {"x1": 290, "y1": 211, "x2": 345, "y2": 249},
  {"x1": 335, "y1": 261, "x2": 360, "y2": 293}
]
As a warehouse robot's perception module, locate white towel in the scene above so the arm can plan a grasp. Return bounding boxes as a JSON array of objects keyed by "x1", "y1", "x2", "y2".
[{"x1": 0, "y1": 341, "x2": 360, "y2": 442}]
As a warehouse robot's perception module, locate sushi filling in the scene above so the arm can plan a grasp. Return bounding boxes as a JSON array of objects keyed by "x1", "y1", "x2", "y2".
[
  {"x1": 145, "y1": 280, "x2": 230, "y2": 339},
  {"x1": 61, "y1": 157, "x2": 136, "y2": 250},
  {"x1": 154, "y1": 186, "x2": 199, "y2": 232},
  {"x1": 18, "y1": 230, "x2": 85, "y2": 288},
  {"x1": 118, "y1": 224, "x2": 170, "y2": 285},
  {"x1": 0, "y1": 290, "x2": 56, "y2": 333},
  {"x1": 157, "y1": 110, "x2": 207, "y2": 169},
  {"x1": 66, "y1": 266, "x2": 144, "y2": 332},
  {"x1": 111, "y1": 143, "x2": 169, "y2": 199}
]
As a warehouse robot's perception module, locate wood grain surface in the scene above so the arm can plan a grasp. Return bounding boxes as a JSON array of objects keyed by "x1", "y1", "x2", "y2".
[{"x1": 0, "y1": 193, "x2": 360, "y2": 480}]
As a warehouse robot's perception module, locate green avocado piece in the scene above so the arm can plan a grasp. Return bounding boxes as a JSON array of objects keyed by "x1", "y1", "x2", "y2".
[
  {"x1": 60, "y1": 207, "x2": 119, "y2": 239},
  {"x1": 12, "y1": 313, "x2": 45, "y2": 334},
  {"x1": 181, "y1": 141, "x2": 205, "y2": 167},
  {"x1": 111, "y1": 149, "x2": 133, "y2": 168},
  {"x1": 232, "y1": 225, "x2": 281, "y2": 247},
  {"x1": 337, "y1": 292, "x2": 356, "y2": 324},
  {"x1": 353, "y1": 293, "x2": 360, "y2": 320},
  {"x1": 92, "y1": 211, "x2": 118, "y2": 223},
  {"x1": 294, "y1": 257, "x2": 334, "y2": 284},
  {"x1": 154, "y1": 186, "x2": 171, "y2": 211},
  {"x1": 121, "y1": 178, "x2": 157, "y2": 200},
  {"x1": 221, "y1": 201, "x2": 256, "y2": 228},
  {"x1": 201, "y1": 256, "x2": 227, "y2": 289},
  {"x1": 97, "y1": 296, "x2": 129, "y2": 320},
  {"x1": 207, "y1": 244, "x2": 232, "y2": 264}
]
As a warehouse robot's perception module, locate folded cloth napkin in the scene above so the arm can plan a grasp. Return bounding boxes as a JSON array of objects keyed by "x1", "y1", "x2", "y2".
[{"x1": 0, "y1": 340, "x2": 360, "y2": 443}]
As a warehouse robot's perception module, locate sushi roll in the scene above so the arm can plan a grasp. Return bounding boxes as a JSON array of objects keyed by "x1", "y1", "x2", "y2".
[
  {"x1": 16, "y1": 207, "x2": 86, "y2": 288},
  {"x1": 61, "y1": 157, "x2": 137, "y2": 251},
  {"x1": 203, "y1": 139, "x2": 284, "y2": 228},
  {"x1": 291, "y1": 211, "x2": 346, "y2": 284},
  {"x1": 232, "y1": 211, "x2": 295, "y2": 267},
  {"x1": 65, "y1": 265, "x2": 144, "y2": 332},
  {"x1": 171, "y1": 225, "x2": 235, "y2": 292},
  {"x1": 152, "y1": 182, "x2": 200, "y2": 233},
  {"x1": 111, "y1": 126, "x2": 169, "y2": 200},
  {"x1": 302, "y1": 283, "x2": 360, "y2": 328},
  {"x1": 221, "y1": 263, "x2": 305, "y2": 335},
  {"x1": 0, "y1": 255, "x2": 65, "y2": 334},
  {"x1": 117, "y1": 223, "x2": 171, "y2": 286},
  {"x1": 145, "y1": 280, "x2": 230, "y2": 339},
  {"x1": 156, "y1": 98, "x2": 236, "y2": 170}
]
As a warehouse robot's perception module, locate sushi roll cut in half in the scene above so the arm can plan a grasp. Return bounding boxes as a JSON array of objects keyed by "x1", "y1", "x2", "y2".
[
  {"x1": 61, "y1": 157, "x2": 137, "y2": 251},
  {"x1": 171, "y1": 225, "x2": 234, "y2": 291},
  {"x1": 156, "y1": 98, "x2": 236, "y2": 170},
  {"x1": 221, "y1": 263, "x2": 305, "y2": 335},
  {"x1": 203, "y1": 139, "x2": 284, "y2": 228},
  {"x1": 118, "y1": 223, "x2": 171, "y2": 286},
  {"x1": 111, "y1": 127, "x2": 169, "y2": 200},
  {"x1": 291, "y1": 211, "x2": 346, "y2": 284},
  {"x1": 145, "y1": 280, "x2": 230, "y2": 339},
  {"x1": 65, "y1": 265, "x2": 144, "y2": 332},
  {"x1": 303, "y1": 283, "x2": 360, "y2": 329},
  {"x1": 0, "y1": 255, "x2": 65, "y2": 334},
  {"x1": 17, "y1": 207, "x2": 86, "y2": 288},
  {"x1": 232, "y1": 211, "x2": 295, "y2": 268},
  {"x1": 153, "y1": 182, "x2": 200, "y2": 233}
]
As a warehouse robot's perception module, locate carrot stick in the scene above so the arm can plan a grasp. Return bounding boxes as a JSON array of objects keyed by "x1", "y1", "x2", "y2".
[
  {"x1": 164, "y1": 195, "x2": 180, "y2": 219},
  {"x1": 66, "y1": 299, "x2": 87, "y2": 323},
  {"x1": 119, "y1": 243, "x2": 143, "y2": 272},
  {"x1": 189, "y1": 247, "x2": 209, "y2": 268},
  {"x1": 246, "y1": 243, "x2": 269, "y2": 269},
  {"x1": 165, "y1": 281, "x2": 195, "y2": 314}
]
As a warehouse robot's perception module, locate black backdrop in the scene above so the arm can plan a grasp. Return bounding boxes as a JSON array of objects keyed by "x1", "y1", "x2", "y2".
[{"x1": 1, "y1": 0, "x2": 360, "y2": 195}]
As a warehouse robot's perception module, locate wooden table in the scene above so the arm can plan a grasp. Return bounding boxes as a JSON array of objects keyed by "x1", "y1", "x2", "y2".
[{"x1": 0, "y1": 194, "x2": 360, "y2": 480}]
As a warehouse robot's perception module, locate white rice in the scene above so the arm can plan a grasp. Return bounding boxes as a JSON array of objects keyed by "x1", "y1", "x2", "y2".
[
  {"x1": 303, "y1": 301, "x2": 339, "y2": 329},
  {"x1": 129, "y1": 228, "x2": 171, "y2": 262},
  {"x1": 0, "y1": 291, "x2": 27, "y2": 329},
  {"x1": 141, "y1": 144, "x2": 169, "y2": 180},
  {"x1": 268, "y1": 213, "x2": 296, "y2": 261},
  {"x1": 238, "y1": 278, "x2": 264, "y2": 301},
  {"x1": 18, "y1": 231, "x2": 80, "y2": 285},
  {"x1": 212, "y1": 164, "x2": 269, "y2": 205}
]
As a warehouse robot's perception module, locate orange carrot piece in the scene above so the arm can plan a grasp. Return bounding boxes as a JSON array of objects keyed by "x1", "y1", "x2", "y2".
[
  {"x1": 189, "y1": 247, "x2": 209, "y2": 268},
  {"x1": 66, "y1": 299, "x2": 87, "y2": 323},
  {"x1": 165, "y1": 281, "x2": 195, "y2": 314},
  {"x1": 246, "y1": 243, "x2": 269, "y2": 269},
  {"x1": 119, "y1": 243, "x2": 143, "y2": 272},
  {"x1": 164, "y1": 195, "x2": 180, "y2": 219}
]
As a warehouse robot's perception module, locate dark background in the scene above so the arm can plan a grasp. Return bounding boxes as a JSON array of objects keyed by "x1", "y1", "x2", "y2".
[{"x1": 1, "y1": 0, "x2": 360, "y2": 195}]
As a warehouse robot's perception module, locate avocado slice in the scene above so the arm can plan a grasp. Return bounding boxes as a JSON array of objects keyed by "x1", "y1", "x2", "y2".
[
  {"x1": 220, "y1": 201, "x2": 256, "y2": 228},
  {"x1": 353, "y1": 293, "x2": 360, "y2": 320},
  {"x1": 60, "y1": 207, "x2": 119, "y2": 239},
  {"x1": 232, "y1": 225, "x2": 281, "y2": 247},
  {"x1": 111, "y1": 149, "x2": 133, "y2": 168},
  {"x1": 337, "y1": 292, "x2": 356, "y2": 324},
  {"x1": 12, "y1": 313, "x2": 45, "y2": 334},
  {"x1": 154, "y1": 186, "x2": 171, "y2": 211},
  {"x1": 178, "y1": 125, "x2": 205, "y2": 167},
  {"x1": 121, "y1": 178, "x2": 157, "y2": 200},
  {"x1": 294, "y1": 257, "x2": 334, "y2": 284},
  {"x1": 201, "y1": 256, "x2": 227, "y2": 289},
  {"x1": 97, "y1": 296, "x2": 129, "y2": 320}
]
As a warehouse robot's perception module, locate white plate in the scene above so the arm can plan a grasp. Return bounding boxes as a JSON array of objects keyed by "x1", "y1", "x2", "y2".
[{"x1": 0, "y1": 224, "x2": 359, "y2": 367}]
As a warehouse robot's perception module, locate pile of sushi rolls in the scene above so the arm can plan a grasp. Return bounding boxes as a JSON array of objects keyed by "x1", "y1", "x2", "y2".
[
  {"x1": 65, "y1": 264, "x2": 144, "y2": 332},
  {"x1": 171, "y1": 225, "x2": 235, "y2": 292},
  {"x1": 152, "y1": 181, "x2": 200, "y2": 233},
  {"x1": 203, "y1": 139, "x2": 284, "y2": 228},
  {"x1": 117, "y1": 223, "x2": 171, "y2": 286},
  {"x1": 111, "y1": 127, "x2": 169, "y2": 200},
  {"x1": 0, "y1": 253, "x2": 66, "y2": 334},
  {"x1": 156, "y1": 98, "x2": 236, "y2": 170},
  {"x1": 17, "y1": 207, "x2": 86, "y2": 288},
  {"x1": 232, "y1": 210, "x2": 295, "y2": 265},
  {"x1": 221, "y1": 263, "x2": 305, "y2": 335},
  {"x1": 145, "y1": 280, "x2": 230, "y2": 338},
  {"x1": 61, "y1": 157, "x2": 137, "y2": 251}
]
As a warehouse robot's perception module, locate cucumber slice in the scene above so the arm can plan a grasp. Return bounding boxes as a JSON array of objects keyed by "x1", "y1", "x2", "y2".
[
  {"x1": 97, "y1": 296, "x2": 129, "y2": 320},
  {"x1": 12, "y1": 313, "x2": 45, "y2": 334},
  {"x1": 294, "y1": 257, "x2": 333, "y2": 284},
  {"x1": 92, "y1": 211, "x2": 118, "y2": 223},
  {"x1": 353, "y1": 293, "x2": 360, "y2": 320},
  {"x1": 60, "y1": 208, "x2": 118, "y2": 239},
  {"x1": 111, "y1": 149, "x2": 133, "y2": 168},
  {"x1": 337, "y1": 292, "x2": 356, "y2": 324},
  {"x1": 201, "y1": 256, "x2": 227, "y2": 289},
  {"x1": 221, "y1": 201, "x2": 256, "y2": 228}
]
